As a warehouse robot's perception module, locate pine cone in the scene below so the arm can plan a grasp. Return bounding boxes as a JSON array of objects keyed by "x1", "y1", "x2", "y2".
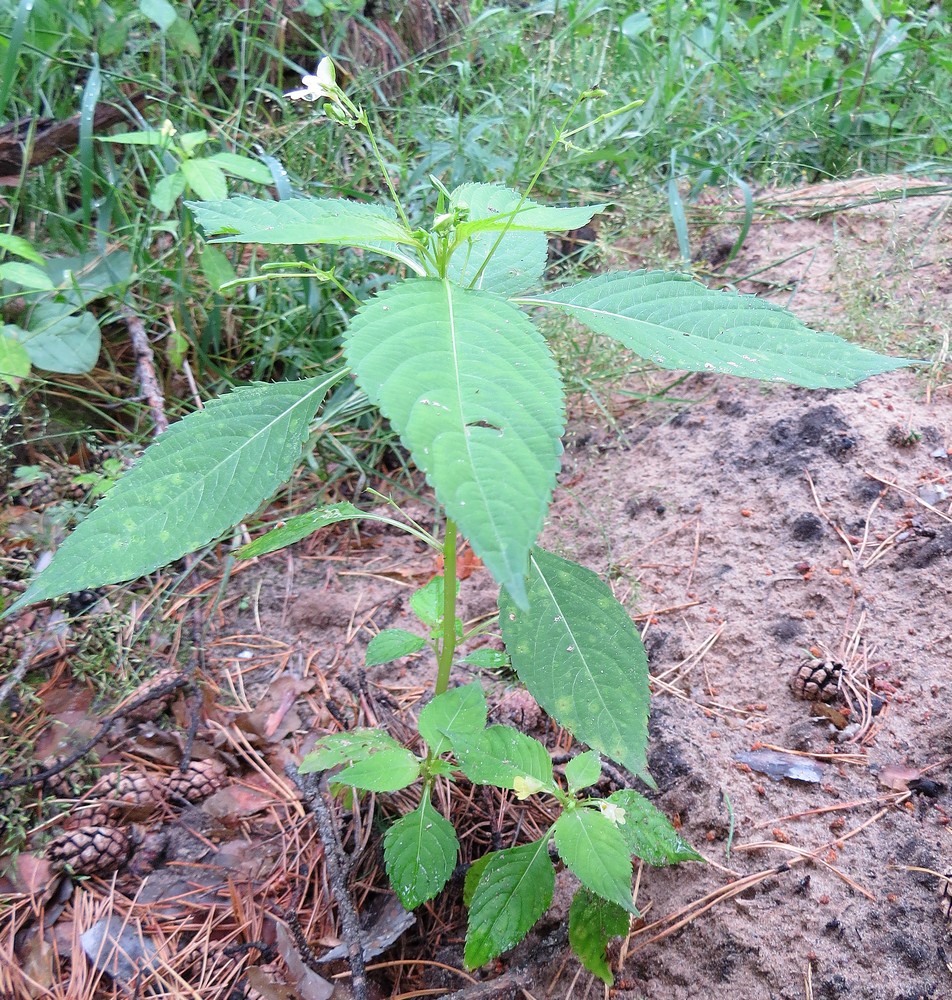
[
  {"x1": 0, "y1": 621, "x2": 26, "y2": 661},
  {"x1": 790, "y1": 659, "x2": 842, "y2": 702},
  {"x1": 46, "y1": 825, "x2": 130, "y2": 875},
  {"x1": 61, "y1": 801, "x2": 118, "y2": 830},
  {"x1": 41, "y1": 756, "x2": 79, "y2": 798},
  {"x1": 90, "y1": 769, "x2": 160, "y2": 815},
  {"x1": 113, "y1": 667, "x2": 187, "y2": 722},
  {"x1": 167, "y1": 759, "x2": 228, "y2": 803}
]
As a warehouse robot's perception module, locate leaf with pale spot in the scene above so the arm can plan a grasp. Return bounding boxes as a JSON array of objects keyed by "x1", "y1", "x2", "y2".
[{"x1": 499, "y1": 547, "x2": 651, "y2": 782}]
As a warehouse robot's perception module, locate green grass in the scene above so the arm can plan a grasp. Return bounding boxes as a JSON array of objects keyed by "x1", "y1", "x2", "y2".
[{"x1": 1, "y1": 0, "x2": 949, "y2": 501}]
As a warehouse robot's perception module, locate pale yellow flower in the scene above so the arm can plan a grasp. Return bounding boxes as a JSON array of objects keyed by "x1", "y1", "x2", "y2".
[{"x1": 513, "y1": 775, "x2": 545, "y2": 800}]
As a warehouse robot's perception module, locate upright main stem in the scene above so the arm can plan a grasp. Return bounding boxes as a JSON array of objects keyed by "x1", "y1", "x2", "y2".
[{"x1": 434, "y1": 519, "x2": 458, "y2": 695}]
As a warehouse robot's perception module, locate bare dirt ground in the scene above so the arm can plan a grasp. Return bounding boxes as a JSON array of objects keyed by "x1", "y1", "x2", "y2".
[{"x1": 3, "y1": 176, "x2": 951, "y2": 1000}]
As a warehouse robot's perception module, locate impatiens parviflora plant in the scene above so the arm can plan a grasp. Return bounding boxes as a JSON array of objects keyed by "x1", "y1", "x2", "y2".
[
  {"x1": 298, "y1": 677, "x2": 701, "y2": 979},
  {"x1": 4, "y1": 58, "x2": 914, "y2": 977}
]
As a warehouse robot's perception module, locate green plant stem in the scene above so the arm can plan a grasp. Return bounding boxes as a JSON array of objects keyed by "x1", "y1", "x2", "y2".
[
  {"x1": 434, "y1": 519, "x2": 458, "y2": 696},
  {"x1": 359, "y1": 113, "x2": 413, "y2": 233}
]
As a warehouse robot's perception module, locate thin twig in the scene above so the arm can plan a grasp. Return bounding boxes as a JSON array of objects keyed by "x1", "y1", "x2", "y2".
[
  {"x1": 289, "y1": 768, "x2": 369, "y2": 1000},
  {"x1": 0, "y1": 642, "x2": 60, "y2": 708},
  {"x1": 124, "y1": 310, "x2": 169, "y2": 436},
  {"x1": 0, "y1": 672, "x2": 190, "y2": 791}
]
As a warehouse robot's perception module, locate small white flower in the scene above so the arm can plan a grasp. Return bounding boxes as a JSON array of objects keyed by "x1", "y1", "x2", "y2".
[
  {"x1": 284, "y1": 75, "x2": 325, "y2": 102},
  {"x1": 285, "y1": 56, "x2": 339, "y2": 102},
  {"x1": 598, "y1": 801, "x2": 626, "y2": 826}
]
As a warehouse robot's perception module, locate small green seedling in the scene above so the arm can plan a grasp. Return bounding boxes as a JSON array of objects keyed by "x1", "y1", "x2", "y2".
[
  {"x1": 102, "y1": 122, "x2": 273, "y2": 214},
  {"x1": 0, "y1": 234, "x2": 134, "y2": 384},
  {"x1": 5, "y1": 58, "x2": 915, "y2": 979}
]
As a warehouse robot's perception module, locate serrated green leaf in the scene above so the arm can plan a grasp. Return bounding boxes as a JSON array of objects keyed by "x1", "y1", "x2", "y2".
[
  {"x1": 180, "y1": 159, "x2": 228, "y2": 202},
  {"x1": 0, "y1": 233, "x2": 44, "y2": 264},
  {"x1": 449, "y1": 725, "x2": 554, "y2": 792},
  {"x1": 205, "y1": 152, "x2": 273, "y2": 184},
  {"x1": 464, "y1": 838, "x2": 554, "y2": 969},
  {"x1": 554, "y1": 809, "x2": 636, "y2": 914},
  {"x1": 0, "y1": 262, "x2": 54, "y2": 290},
  {"x1": 345, "y1": 280, "x2": 564, "y2": 608},
  {"x1": 447, "y1": 184, "x2": 547, "y2": 295},
  {"x1": 189, "y1": 196, "x2": 420, "y2": 249},
  {"x1": 299, "y1": 729, "x2": 406, "y2": 773},
  {"x1": 0, "y1": 329, "x2": 31, "y2": 388},
  {"x1": 518, "y1": 271, "x2": 916, "y2": 389},
  {"x1": 238, "y1": 502, "x2": 363, "y2": 558},
  {"x1": 418, "y1": 681, "x2": 487, "y2": 757},
  {"x1": 499, "y1": 548, "x2": 651, "y2": 782},
  {"x1": 365, "y1": 628, "x2": 427, "y2": 667},
  {"x1": 151, "y1": 171, "x2": 187, "y2": 213},
  {"x1": 565, "y1": 751, "x2": 602, "y2": 793},
  {"x1": 7, "y1": 374, "x2": 341, "y2": 613},
  {"x1": 607, "y1": 789, "x2": 704, "y2": 865},
  {"x1": 452, "y1": 183, "x2": 605, "y2": 236},
  {"x1": 335, "y1": 748, "x2": 421, "y2": 792},
  {"x1": 569, "y1": 887, "x2": 629, "y2": 985},
  {"x1": 461, "y1": 649, "x2": 510, "y2": 670},
  {"x1": 384, "y1": 796, "x2": 459, "y2": 909},
  {"x1": 20, "y1": 303, "x2": 100, "y2": 374}
]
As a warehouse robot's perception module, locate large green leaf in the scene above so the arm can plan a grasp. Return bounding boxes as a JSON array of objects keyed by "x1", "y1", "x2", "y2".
[
  {"x1": 189, "y1": 195, "x2": 420, "y2": 249},
  {"x1": 180, "y1": 158, "x2": 228, "y2": 201},
  {"x1": 464, "y1": 838, "x2": 555, "y2": 969},
  {"x1": 499, "y1": 548, "x2": 652, "y2": 782},
  {"x1": 384, "y1": 796, "x2": 459, "y2": 909},
  {"x1": 553, "y1": 809, "x2": 636, "y2": 914},
  {"x1": 568, "y1": 888, "x2": 629, "y2": 985},
  {"x1": 8, "y1": 375, "x2": 339, "y2": 612},
  {"x1": 446, "y1": 184, "x2": 548, "y2": 295},
  {"x1": 344, "y1": 279, "x2": 564, "y2": 607},
  {"x1": 335, "y1": 749, "x2": 421, "y2": 792},
  {"x1": 365, "y1": 628, "x2": 427, "y2": 666},
  {"x1": 20, "y1": 303, "x2": 100, "y2": 374},
  {"x1": 0, "y1": 328, "x2": 31, "y2": 387},
  {"x1": 518, "y1": 271, "x2": 916, "y2": 388},
  {"x1": 44, "y1": 250, "x2": 135, "y2": 308},
  {"x1": 299, "y1": 729, "x2": 405, "y2": 773},
  {"x1": 205, "y1": 152, "x2": 274, "y2": 184}
]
